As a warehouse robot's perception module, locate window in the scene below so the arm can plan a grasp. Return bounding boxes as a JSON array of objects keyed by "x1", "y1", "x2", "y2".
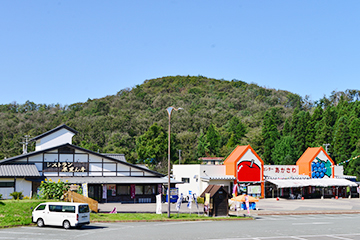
[
  {"x1": 144, "y1": 185, "x2": 156, "y2": 195},
  {"x1": 181, "y1": 178, "x2": 190, "y2": 183},
  {"x1": 79, "y1": 205, "x2": 89, "y2": 213},
  {"x1": 135, "y1": 185, "x2": 144, "y2": 195},
  {"x1": 0, "y1": 182, "x2": 15, "y2": 188},
  {"x1": 117, "y1": 185, "x2": 130, "y2": 195},
  {"x1": 63, "y1": 206, "x2": 75, "y2": 213},
  {"x1": 36, "y1": 204, "x2": 46, "y2": 211},
  {"x1": 49, "y1": 205, "x2": 63, "y2": 212}
]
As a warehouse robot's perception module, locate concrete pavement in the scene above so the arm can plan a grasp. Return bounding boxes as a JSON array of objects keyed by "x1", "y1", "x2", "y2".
[{"x1": 98, "y1": 197, "x2": 360, "y2": 216}]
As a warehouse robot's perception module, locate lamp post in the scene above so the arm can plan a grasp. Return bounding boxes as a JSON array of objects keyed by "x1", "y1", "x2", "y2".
[{"x1": 166, "y1": 106, "x2": 182, "y2": 218}]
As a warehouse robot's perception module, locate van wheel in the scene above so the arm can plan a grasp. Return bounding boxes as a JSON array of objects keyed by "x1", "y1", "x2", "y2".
[
  {"x1": 37, "y1": 218, "x2": 44, "y2": 227},
  {"x1": 63, "y1": 220, "x2": 71, "y2": 229}
]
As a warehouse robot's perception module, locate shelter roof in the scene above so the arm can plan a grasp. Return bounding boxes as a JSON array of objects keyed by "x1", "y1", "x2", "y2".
[
  {"x1": 48, "y1": 176, "x2": 180, "y2": 184},
  {"x1": 267, "y1": 178, "x2": 357, "y2": 188},
  {"x1": 200, "y1": 184, "x2": 230, "y2": 198},
  {"x1": 0, "y1": 164, "x2": 40, "y2": 177}
]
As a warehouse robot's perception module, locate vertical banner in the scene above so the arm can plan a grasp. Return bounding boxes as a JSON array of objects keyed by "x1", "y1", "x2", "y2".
[
  {"x1": 130, "y1": 184, "x2": 136, "y2": 199},
  {"x1": 187, "y1": 193, "x2": 193, "y2": 209},
  {"x1": 82, "y1": 183, "x2": 88, "y2": 198},
  {"x1": 176, "y1": 193, "x2": 183, "y2": 211},
  {"x1": 158, "y1": 184, "x2": 162, "y2": 195},
  {"x1": 245, "y1": 195, "x2": 250, "y2": 215},
  {"x1": 156, "y1": 194, "x2": 162, "y2": 214},
  {"x1": 102, "y1": 184, "x2": 107, "y2": 199}
]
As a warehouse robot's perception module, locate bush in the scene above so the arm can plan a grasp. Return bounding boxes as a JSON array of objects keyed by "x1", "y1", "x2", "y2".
[
  {"x1": 39, "y1": 178, "x2": 70, "y2": 200},
  {"x1": 10, "y1": 191, "x2": 24, "y2": 200},
  {"x1": 0, "y1": 193, "x2": 2, "y2": 200},
  {"x1": 197, "y1": 197, "x2": 204, "y2": 204}
]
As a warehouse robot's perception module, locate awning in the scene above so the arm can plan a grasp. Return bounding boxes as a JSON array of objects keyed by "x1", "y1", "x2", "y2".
[
  {"x1": 49, "y1": 176, "x2": 181, "y2": 185},
  {"x1": 267, "y1": 178, "x2": 358, "y2": 188},
  {"x1": 201, "y1": 175, "x2": 236, "y2": 181}
]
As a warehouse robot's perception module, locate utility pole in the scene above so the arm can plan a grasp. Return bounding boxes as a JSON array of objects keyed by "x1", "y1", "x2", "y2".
[
  {"x1": 178, "y1": 150, "x2": 182, "y2": 164},
  {"x1": 20, "y1": 135, "x2": 31, "y2": 154},
  {"x1": 323, "y1": 143, "x2": 331, "y2": 155}
]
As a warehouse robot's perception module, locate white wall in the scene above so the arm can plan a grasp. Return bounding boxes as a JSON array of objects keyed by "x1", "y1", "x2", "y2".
[
  {"x1": 0, "y1": 178, "x2": 31, "y2": 199},
  {"x1": 173, "y1": 164, "x2": 229, "y2": 198},
  {"x1": 16, "y1": 178, "x2": 32, "y2": 198},
  {"x1": 35, "y1": 128, "x2": 75, "y2": 151}
]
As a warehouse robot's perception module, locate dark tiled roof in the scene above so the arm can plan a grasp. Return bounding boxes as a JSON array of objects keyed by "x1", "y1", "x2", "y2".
[
  {"x1": 200, "y1": 184, "x2": 231, "y2": 198},
  {"x1": 0, "y1": 164, "x2": 40, "y2": 177},
  {"x1": 30, "y1": 124, "x2": 78, "y2": 141}
]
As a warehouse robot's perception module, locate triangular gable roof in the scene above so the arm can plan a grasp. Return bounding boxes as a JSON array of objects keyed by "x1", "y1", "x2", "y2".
[
  {"x1": 0, "y1": 143, "x2": 164, "y2": 177},
  {"x1": 30, "y1": 124, "x2": 78, "y2": 142},
  {"x1": 223, "y1": 145, "x2": 264, "y2": 176},
  {"x1": 296, "y1": 147, "x2": 335, "y2": 177},
  {"x1": 200, "y1": 184, "x2": 230, "y2": 198}
]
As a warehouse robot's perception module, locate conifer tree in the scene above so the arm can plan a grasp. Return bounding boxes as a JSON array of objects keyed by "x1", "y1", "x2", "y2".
[{"x1": 332, "y1": 116, "x2": 351, "y2": 164}]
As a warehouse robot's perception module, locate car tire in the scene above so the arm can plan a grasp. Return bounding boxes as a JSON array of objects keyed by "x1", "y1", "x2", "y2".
[
  {"x1": 37, "y1": 218, "x2": 45, "y2": 227},
  {"x1": 63, "y1": 220, "x2": 71, "y2": 229}
]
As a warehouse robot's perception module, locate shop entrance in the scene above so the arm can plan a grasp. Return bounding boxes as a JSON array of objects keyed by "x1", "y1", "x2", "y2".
[{"x1": 88, "y1": 184, "x2": 102, "y2": 202}]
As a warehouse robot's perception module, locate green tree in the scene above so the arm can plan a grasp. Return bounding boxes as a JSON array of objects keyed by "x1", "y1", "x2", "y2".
[
  {"x1": 135, "y1": 123, "x2": 168, "y2": 166},
  {"x1": 205, "y1": 124, "x2": 220, "y2": 156},
  {"x1": 332, "y1": 116, "x2": 351, "y2": 164},
  {"x1": 226, "y1": 116, "x2": 247, "y2": 148},
  {"x1": 272, "y1": 135, "x2": 297, "y2": 165},
  {"x1": 262, "y1": 110, "x2": 280, "y2": 164}
]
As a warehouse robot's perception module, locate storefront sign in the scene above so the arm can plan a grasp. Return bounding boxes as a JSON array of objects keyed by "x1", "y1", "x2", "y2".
[
  {"x1": 43, "y1": 162, "x2": 87, "y2": 173},
  {"x1": 82, "y1": 183, "x2": 88, "y2": 198},
  {"x1": 237, "y1": 159, "x2": 262, "y2": 182},
  {"x1": 264, "y1": 165, "x2": 298, "y2": 177}
]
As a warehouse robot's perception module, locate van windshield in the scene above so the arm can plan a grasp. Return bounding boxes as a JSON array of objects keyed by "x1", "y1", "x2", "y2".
[{"x1": 79, "y1": 205, "x2": 90, "y2": 213}]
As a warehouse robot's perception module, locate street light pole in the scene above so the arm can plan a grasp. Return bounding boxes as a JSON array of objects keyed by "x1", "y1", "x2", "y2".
[{"x1": 166, "y1": 106, "x2": 182, "y2": 218}]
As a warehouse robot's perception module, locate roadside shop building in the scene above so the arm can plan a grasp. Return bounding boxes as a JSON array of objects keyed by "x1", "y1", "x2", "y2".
[{"x1": 0, "y1": 125, "x2": 175, "y2": 202}]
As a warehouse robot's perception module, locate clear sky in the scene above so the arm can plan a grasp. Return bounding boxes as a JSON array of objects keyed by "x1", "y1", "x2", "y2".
[{"x1": 1, "y1": 1, "x2": 359, "y2": 106}]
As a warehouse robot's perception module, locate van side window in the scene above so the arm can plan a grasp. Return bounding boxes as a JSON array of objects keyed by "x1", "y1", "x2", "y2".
[
  {"x1": 49, "y1": 205, "x2": 62, "y2": 212},
  {"x1": 79, "y1": 205, "x2": 90, "y2": 213},
  {"x1": 62, "y1": 206, "x2": 75, "y2": 213},
  {"x1": 36, "y1": 205, "x2": 46, "y2": 211}
]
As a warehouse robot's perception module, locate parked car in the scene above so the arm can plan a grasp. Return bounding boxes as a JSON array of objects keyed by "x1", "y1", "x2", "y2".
[{"x1": 32, "y1": 202, "x2": 90, "y2": 229}]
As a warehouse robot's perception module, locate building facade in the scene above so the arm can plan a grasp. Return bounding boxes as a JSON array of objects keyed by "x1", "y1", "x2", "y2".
[{"x1": 0, "y1": 125, "x2": 175, "y2": 202}]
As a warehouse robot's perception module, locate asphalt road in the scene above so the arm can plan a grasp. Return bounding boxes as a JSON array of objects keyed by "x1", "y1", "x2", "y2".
[{"x1": 2, "y1": 213, "x2": 360, "y2": 240}]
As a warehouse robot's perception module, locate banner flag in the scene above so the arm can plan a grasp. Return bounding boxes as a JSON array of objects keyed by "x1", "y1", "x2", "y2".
[
  {"x1": 156, "y1": 194, "x2": 162, "y2": 214},
  {"x1": 187, "y1": 194, "x2": 193, "y2": 209},
  {"x1": 176, "y1": 193, "x2": 183, "y2": 211}
]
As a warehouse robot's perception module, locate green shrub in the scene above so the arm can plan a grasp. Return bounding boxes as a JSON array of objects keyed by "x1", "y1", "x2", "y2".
[
  {"x1": 39, "y1": 178, "x2": 70, "y2": 200},
  {"x1": 10, "y1": 191, "x2": 24, "y2": 200},
  {"x1": 197, "y1": 197, "x2": 204, "y2": 204},
  {"x1": 0, "y1": 193, "x2": 2, "y2": 200}
]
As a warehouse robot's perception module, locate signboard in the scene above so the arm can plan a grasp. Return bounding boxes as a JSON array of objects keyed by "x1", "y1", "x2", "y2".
[
  {"x1": 82, "y1": 183, "x2": 88, "y2": 198},
  {"x1": 43, "y1": 162, "x2": 87, "y2": 173},
  {"x1": 102, "y1": 184, "x2": 107, "y2": 199},
  {"x1": 264, "y1": 165, "x2": 298, "y2": 177},
  {"x1": 237, "y1": 159, "x2": 262, "y2": 182},
  {"x1": 156, "y1": 194, "x2": 162, "y2": 214},
  {"x1": 248, "y1": 185, "x2": 261, "y2": 194}
]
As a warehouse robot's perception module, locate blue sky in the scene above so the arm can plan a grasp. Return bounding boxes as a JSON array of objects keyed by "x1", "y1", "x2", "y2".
[{"x1": 1, "y1": 1, "x2": 359, "y2": 106}]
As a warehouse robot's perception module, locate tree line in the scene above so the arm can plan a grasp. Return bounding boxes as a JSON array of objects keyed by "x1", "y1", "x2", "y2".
[{"x1": 0, "y1": 76, "x2": 359, "y2": 177}]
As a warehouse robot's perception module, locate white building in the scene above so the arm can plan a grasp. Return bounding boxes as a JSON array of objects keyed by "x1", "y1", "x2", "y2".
[
  {"x1": 0, "y1": 125, "x2": 178, "y2": 202},
  {"x1": 172, "y1": 164, "x2": 235, "y2": 199}
]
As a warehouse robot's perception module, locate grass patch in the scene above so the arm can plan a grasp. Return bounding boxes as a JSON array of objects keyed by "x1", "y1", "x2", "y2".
[
  {"x1": 0, "y1": 199, "x2": 50, "y2": 228},
  {"x1": 0, "y1": 200, "x2": 250, "y2": 228}
]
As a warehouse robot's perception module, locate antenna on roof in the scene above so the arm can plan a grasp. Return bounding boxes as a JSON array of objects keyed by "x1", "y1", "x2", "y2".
[{"x1": 20, "y1": 135, "x2": 31, "y2": 154}]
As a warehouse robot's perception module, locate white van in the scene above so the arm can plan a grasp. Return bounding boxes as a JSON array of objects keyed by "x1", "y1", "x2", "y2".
[{"x1": 32, "y1": 202, "x2": 90, "y2": 229}]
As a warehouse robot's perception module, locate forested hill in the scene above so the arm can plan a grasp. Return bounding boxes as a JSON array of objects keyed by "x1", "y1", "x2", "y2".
[{"x1": 1, "y1": 76, "x2": 360, "y2": 177}]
